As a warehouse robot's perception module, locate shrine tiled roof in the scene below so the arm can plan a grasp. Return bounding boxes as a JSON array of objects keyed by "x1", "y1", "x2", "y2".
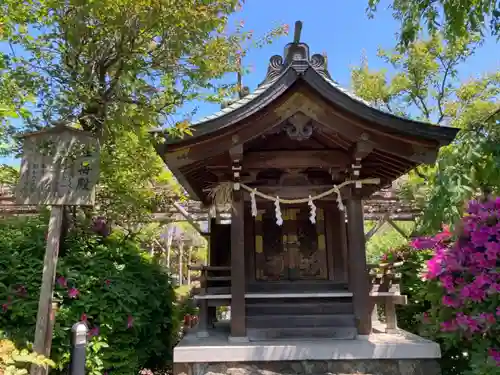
[
  {"x1": 151, "y1": 21, "x2": 458, "y2": 145},
  {"x1": 191, "y1": 73, "x2": 388, "y2": 126}
]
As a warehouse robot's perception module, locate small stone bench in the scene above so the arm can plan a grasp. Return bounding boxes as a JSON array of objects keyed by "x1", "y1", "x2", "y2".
[{"x1": 368, "y1": 261, "x2": 408, "y2": 333}]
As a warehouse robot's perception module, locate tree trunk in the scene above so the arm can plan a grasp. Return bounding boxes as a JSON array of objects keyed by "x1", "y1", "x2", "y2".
[
  {"x1": 187, "y1": 246, "x2": 193, "y2": 285},
  {"x1": 165, "y1": 226, "x2": 174, "y2": 271},
  {"x1": 178, "y1": 242, "x2": 184, "y2": 286}
]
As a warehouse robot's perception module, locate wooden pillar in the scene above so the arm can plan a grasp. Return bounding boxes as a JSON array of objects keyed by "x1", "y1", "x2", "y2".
[
  {"x1": 197, "y1": 267, "x2": 209, "y2": 337},
  {"x1": 339, "y1": 209, "x2": 349, "y2": 282},
  {"x1": 346, "y1": 197, "x2": 372, "y2": 336},
  {"x1": 327, "y1": 205, "x2": 347, "y2": 282},
  {"x1": 230, "y1": 147, "x2": 247, "y2": 340}
]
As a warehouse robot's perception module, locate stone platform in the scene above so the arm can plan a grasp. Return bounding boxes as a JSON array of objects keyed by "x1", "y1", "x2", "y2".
[{"x1": 174, "y1": 324, "x2": 441, "y2": 375}]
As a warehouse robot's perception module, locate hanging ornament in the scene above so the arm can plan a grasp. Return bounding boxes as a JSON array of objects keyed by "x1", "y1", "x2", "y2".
[
  {"x1": 308, "y1": 195, "x2": 316, "y2": 224},
  {"x1": 209, "y1": 205, "x2": 216, "y2": 218},
  {"x1": 274, "y1": 197, "x2": 283, "y2": 226},
  {"x1": 250, "y1": 189, "x2": 257, "y2": 217},
  {"x1": 333, "y1": 186, "x2": 344, "y2": 211}
]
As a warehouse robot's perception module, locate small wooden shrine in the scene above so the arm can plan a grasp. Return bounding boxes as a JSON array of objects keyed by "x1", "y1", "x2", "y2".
[{"x1": 154, "y1": 21, "x2": 458, "y2": 374}]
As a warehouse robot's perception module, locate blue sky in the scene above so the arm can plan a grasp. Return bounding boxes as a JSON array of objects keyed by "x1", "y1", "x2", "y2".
[
  {"x1": 186, "y1": 0, "x2": 499, "y2": 122},
  {"x1": 1, "y1": 0, "x2": 499, "y2": 165}
]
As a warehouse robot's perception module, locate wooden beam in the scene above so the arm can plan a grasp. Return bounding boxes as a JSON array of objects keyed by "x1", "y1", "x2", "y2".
[
  {"x1": 207, "y1": 150, "x2": 350, "y2": 170},
  {"x1": 346, "y1": 197, "x2": 372, "y2": 336},
  {"x1": 172, "y1": 201, "x2": 208, "y2": 236},
  {"x1": 365, "y1": 216, "x2": 388, "y2": 241},
  {"x1": 387, "y1": 218, "x2": 409, "y2": 239},
  {"x1": 32, "y1": 206, "x2": 63, "y2": 374},
  {"x1": 327, "y1": 205, "x2": 347, "y2": 282},
  {"x1": 241, "y1": 185, "x2": 353, "y2": 200},
  {"x1": 164, "y1": 74, "x2": 298, "y2": 167},
  {"x1": 352, "y1": 134, "x2": 374, "y2": 160},
  {"x1": 230, "y1": 157, "x2": 246, "y2": 339}
]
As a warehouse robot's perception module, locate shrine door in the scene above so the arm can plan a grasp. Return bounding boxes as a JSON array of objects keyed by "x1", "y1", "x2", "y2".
[{"x1": 254, "y1": 205, "x2": 328, "y2": 281}]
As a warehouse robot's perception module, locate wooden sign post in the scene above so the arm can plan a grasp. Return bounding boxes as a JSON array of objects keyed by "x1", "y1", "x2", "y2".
[{"x1": 15, "y1": 124, "x2": 99, "y2": 375}]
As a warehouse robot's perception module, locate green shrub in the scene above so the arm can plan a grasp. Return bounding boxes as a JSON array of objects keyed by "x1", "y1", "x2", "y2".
[
  {"x1": 0, "y1": 335, "x2": 55, "y2": 375},
  {"x1": 0, "y1": 214, "x2": 176, "y2": 375}
]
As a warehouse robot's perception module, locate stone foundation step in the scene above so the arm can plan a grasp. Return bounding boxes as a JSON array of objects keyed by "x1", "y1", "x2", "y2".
[
  {"x1": 247, "y1": 314, "x2": 355, "y2": 328},
  {"x1": 246, "y1": 281, "x2": 348, "y2": 293},
  {"x1": 247, "y1": 326, "x2": 357, "y2": 341},
  {"x1": 246, "y1": 301, "x2": 354, "y2": 316}
]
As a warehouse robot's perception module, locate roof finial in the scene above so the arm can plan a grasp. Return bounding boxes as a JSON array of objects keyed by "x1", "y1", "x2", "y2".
[{"x1": 293, "y1": 21, "x2": 302, "y2": 44}]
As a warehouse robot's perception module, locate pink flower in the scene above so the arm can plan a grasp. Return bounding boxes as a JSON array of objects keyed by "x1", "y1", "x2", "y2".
[
  {"x1": 424, "y1": 257, "x2": 443, "y2": 279},
  {"x1": 488, "y1": 348, "x2": 500, "y2": 365},
  {"x1": 480, "y1": 313, "x2": 496, "y2": 325},
  {"x1": 81, "y1": 313, "x2": 87, "y2": 322},
  {"x1": 88, "y1": 326, "x2": 99, "y2": 337},
  {"x1": 471, "y1": 229, "x2": 490, "y2": 247},
  {"x1": 15, "y1": 285, "x2": 27, "y2": 297},
  {"x1": 422, "y1": 312, "x2": 430, "y2": 324},
  {"x1": 2, "y1": 303, "x2": 9, "y2": 312},
  {"x1": 473, "y1": 274, "x2": 491, "y2": 289},
  {"x1": 460, "y1": 285, "x2": 486, "y2": 302},
  {"x1": 440, "y1": 320, "x2": 458, "y2": 332},
  {"x1": 467, "y1": 200, "x2": 480, "y2": 214},
  {"x1": 57, "y1": 277, "x2": 67, "y2": 288},
  {"x1": 105, "y1": 279, "x2": 111, "y2": 286},
  {"x1": 439, "y1": 275, "x2": 455, "y2": 292},
  {"x1": 442, "y1": 295, "x2": 460, "y2": 308},
  {"x1": 485, "y1": 241, "x2": 500, "y2": 260},
  {"x1": 434, "y1": 224, "x2": 452, "y2": 241},
  {"x1": 127, "y1": 315, "x2": 134, "y2": 328},
  {"x1": 68, "y1": 288, "x2": 80, "y2": 299},
  {"x1": 411, "y1": 237, "x2": 437, "y2": 250}
]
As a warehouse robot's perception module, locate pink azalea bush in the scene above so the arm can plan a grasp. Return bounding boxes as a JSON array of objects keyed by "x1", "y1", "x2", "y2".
[{"x1": 410, "y1": 198, "x2": 500, "y2": 374}]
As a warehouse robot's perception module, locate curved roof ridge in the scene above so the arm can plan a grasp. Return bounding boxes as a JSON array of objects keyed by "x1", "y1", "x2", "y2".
[
  {"x1": 150, "y1": 36, "x2": 458, "y2": 145},
  {"x1": 192, "y1": 64, "x2": 414, "y2": 129}
]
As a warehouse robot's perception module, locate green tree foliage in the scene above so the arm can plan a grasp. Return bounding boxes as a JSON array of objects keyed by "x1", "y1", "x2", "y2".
[
  {"x1": 0, "y1": 214, "x2": 178, "y2": 375},
  {"x1": 367, "y1": 0, "x2": 499, "y2": 47},
  {"x1": 365, "y1": 221, "x2": 415, "y2": 262},
  {"x1": 351, "y1": 33, "x2": 500, "y2": 233},
  {"x1": 0, "y1": 0, "x2": 287, "y2": 225},
  {"x1": 0, "y1": 165, "x2": 18, "y2": 187}
]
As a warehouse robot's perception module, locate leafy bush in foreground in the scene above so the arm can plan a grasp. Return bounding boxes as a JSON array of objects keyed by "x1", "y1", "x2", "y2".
[{"x1": 0, "y1": 214, "x2": 176, "y2": 375}]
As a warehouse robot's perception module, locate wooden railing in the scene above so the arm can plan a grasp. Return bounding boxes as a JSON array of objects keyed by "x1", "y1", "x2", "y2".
[
  {"x1": 189, "y1": 265, "x2": 231, "y2": 299},
  {"x1": 188, "y1": 265, "x2": 231, "y2": 335},
  {"x1": 368, "y1": 261, "x2": 407, "y2": 333}
]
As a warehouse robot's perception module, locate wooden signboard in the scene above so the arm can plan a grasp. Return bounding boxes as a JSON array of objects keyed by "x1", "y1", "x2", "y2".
[
  {"x1": 14, "y1": 125, "x2": 99, "y2": 375},
  {"x1": 16, "y1": 126, "x2": 99, "y2": 206}
]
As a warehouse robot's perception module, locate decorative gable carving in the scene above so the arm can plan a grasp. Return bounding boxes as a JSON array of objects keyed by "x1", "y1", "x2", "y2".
[
  {"x1": 260, "y1": 22, "x2": 331, "y2": 86},
  {"x1": 285, "y1": 112, "x2": 313, "y2": 141}
]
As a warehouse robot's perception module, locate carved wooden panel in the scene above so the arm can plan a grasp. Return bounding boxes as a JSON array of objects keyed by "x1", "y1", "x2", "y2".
[
  {"x1": 255, "y1": 205, "x2": 328, "y2": 281},
  {"x1": 256, "y1": 208, "x2": 286, "y2": 280},
  {"x1": 295, "y1": 207, "x2": 328, "y2": 280}
]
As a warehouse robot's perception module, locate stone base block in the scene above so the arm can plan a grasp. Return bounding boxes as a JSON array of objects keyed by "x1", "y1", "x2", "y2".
[{"x1": 174, "y1": 359, "x2": 441, "y2": 375}]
